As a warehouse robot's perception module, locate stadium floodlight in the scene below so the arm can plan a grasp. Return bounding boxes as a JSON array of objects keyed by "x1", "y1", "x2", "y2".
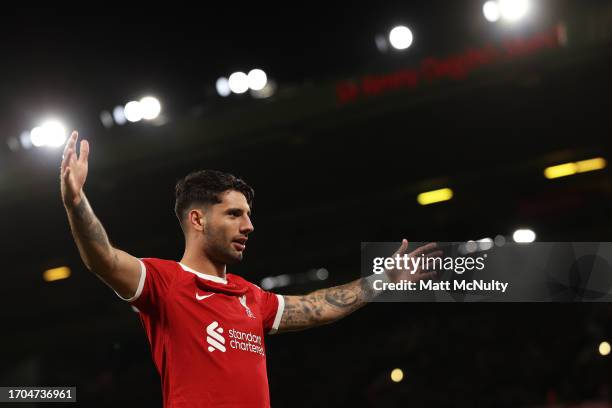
[
  {"x1": 498, "y1": 0, "x2": 530, "y2": 22},
  {"x1": 113, "y1": 105, "x2": 127, "y2": 125},
  {"x1": 390, "y1": 368, "x2": 404, "y2": 383},
  {"x1": 417, "y1": 188, "x2": 453, "y2": 205},
  {"x1": 228, "y1": 72, "x2": 249, "y2": 94},
  {"x1": 140, "y1": 96, "x2": 161, "y2": 120},
  {"x1": 483, "y1": 0, "x2": 530, "y2": 23},
  {"x1": 389, "y1": 25, "x2": 413, "y2": 50},
  {"x1": 575, "y1": 157, "x2": 607, "y2": 173},
  {"x1": 483, "y1": 1, "x2": 501, "y2": 22},
  {"x1": 43, "y1": 266, "x2": 71, "y2": 282},
  {"x1": 512, "y1": 228, "x2": 536, "y2": 243},
  {"x1": 544, "y1": 157, "x2": 607, "y2": 179},
  {"x1": 20, "y1": 131, "x2": 32, "y2": 149},
  {"x1": 30, "y1": 120, "x2": 67, "y2": 148},
  {"x1": 477, "y1": 238, "x2": 494, "y2": 251},
  {"x1": 216, "y1": 77, "x2": 231, "y2": 97},
  {"x1": 124, "y1": 100, "x2": 143, "y2": 122},
  {"x1": 599, "y1": 341, "x2": 611, "y2": 356},
  {"x1": 247, "y1": 69, "x2": 267, "y2": 91}
]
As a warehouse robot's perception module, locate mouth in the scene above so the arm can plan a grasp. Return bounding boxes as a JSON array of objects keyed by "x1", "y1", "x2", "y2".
[{"x1": 232, "y1": 237, "x2": 248, "y2": 252}]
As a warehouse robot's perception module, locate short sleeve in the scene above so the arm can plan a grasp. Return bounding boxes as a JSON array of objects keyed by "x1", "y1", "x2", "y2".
[
  {"x1": 256, "y1": 287, "x2": 284, "y2": 335},
  {"x1": 115, "y1": 258, "x2": 178, "y2": 315}
]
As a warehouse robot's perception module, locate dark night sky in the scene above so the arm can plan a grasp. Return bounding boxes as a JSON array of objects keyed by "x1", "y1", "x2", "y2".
[{"x1": 0, "y1": 2, "x2": 511, "y2": 137}]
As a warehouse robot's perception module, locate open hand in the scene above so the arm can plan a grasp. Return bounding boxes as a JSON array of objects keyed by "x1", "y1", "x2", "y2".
[
  {"x1": 60, "y1": 131, "x2": 89, "y2": 208},
  {"x1": 386, "y1": 240, "x2": 443, "y2": 283}
]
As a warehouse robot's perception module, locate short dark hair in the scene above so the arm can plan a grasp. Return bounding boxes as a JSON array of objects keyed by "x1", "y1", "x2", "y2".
[{"x1": 174, "y1": 170, "x2": 254, "y2": 223}]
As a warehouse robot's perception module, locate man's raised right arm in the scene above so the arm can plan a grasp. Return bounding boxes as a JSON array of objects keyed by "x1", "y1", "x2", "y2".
[{"x1": 61, "y1": 131, "x2": 142, "y2": 300}]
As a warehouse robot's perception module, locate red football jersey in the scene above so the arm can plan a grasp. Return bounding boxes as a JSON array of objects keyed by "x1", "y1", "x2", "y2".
[{"x1": 116, "y1": 258, "x2": 285, "y2": 408}]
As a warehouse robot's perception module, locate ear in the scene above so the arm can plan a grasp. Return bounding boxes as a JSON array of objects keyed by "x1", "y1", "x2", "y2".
[{"x1": 188, "y1": 209, "x2": 206, "y2": 232}]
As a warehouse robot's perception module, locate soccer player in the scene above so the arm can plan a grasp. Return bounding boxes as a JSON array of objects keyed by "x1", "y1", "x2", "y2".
[{"x1": 60, "y1": 131, "x2": 439, "y2": 407}]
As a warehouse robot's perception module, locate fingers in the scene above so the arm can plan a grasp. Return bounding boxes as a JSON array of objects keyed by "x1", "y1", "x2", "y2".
[
  {"x1": 78, "y1": 140, "x2": 89, "y2": 165},
  {"x1": 426, "y1": 250, "x2": 444, "y2": 259},
  {"x1": 61, "y1": 149, "x2": 74, "y2": 172},
  {"x1": 393, "y1": 239, "x2": 409, "y2": 256},
  {"x1": 63, "y1": 131, "x2": 78, "y2": 158},
  {"x1": 409, "y1": 242, "x2": 439, "y2": 257}
]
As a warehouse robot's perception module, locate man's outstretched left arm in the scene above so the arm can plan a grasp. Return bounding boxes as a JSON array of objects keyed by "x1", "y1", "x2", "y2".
[{"x1": 276, "y1": 241, "x2": 440, "y2": 333}]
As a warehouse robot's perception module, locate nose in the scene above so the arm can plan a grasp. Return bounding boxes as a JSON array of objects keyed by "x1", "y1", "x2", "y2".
[{"x1": 240, "y1": 215, "x2": 254, "y2": 235}]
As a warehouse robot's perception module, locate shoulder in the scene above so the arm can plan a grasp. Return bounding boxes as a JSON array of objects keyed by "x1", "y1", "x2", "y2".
[
  {"x1": 140, "y1": 258, "x2": 184, "y2": 281},
  {"x1": 140, "y1": 258, "x2": 178, "y2": 267},
  {"x1": 141, "y1": 258, "x2": 180, "y2": 269}
]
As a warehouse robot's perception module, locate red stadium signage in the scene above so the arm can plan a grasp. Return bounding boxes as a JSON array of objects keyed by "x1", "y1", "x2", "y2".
[{"x1": 336, "y1": 26, "x2": 563, "y2": 104}]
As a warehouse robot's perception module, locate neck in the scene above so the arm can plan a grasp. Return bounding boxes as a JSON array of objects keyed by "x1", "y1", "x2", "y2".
[{"x1": 180, "y1": 248, "x2": 226, "y2": 280}]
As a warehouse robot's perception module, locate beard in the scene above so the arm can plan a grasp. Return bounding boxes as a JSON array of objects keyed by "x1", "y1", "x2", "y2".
[{"x1": 204, "y1": 227, "x2": 243, "y2": 265}]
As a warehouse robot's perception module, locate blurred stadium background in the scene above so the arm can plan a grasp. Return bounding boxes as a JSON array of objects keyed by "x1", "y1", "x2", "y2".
[{"x1": 2, "y1": 1, "x2": 612, "y2": 406}]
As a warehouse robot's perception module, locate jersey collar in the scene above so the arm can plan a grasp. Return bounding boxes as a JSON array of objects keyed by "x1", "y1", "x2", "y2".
[{"x1": 179, "y1": 262, "x2": 228, "y2": 284}]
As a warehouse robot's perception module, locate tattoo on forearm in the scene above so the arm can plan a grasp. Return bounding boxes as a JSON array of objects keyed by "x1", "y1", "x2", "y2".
[
  {"x1": 72, "y1": 198, "x2": 110, "y2": 247},
  {"x1": 324, "y1": 288, "x2": 358, "y2": 308},
  {"x1": 280, "y1": 277, "x2": 378, "y2": 332},
  {"x1": 281, "y1": 294, "x2": 325, "y2": 328},
  {"x1": 67, "y1": 195, "x2": 115, "y2": 271}
]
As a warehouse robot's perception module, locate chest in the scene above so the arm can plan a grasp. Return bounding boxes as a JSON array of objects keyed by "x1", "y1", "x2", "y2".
[{"x1": 167, "y1": 278, "x2": 263, "y2": 337}]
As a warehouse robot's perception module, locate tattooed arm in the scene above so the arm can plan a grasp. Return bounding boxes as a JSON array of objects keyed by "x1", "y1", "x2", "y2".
[
  {"x1": 278, "y1": 277, "x2": 376, "y2": 332},
  {"x1": 61, "y1": 131, "x2": 142, "y2": 299},
  {"x1": 277, "y1": 241, "x2": 441, "y2": 333}
]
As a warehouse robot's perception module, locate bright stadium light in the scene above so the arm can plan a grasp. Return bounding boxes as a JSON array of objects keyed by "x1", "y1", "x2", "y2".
[
  {"x1": 19, "y1": 131, "x2": 32, "y2": 149},
  {"x1": 247, "y1": 69, "x2": 267, "y2": 91},
  {"x1": 390, "y1": 368, "x2": 404, "y2": 383},
  {"x1": 389, "y1": 26, "x2": 413, "y2": 50},
  {"x1": 599, "y1": 341, "x2": 611, "y2": 356},
  {"x1": 228, "y1": 71, "x2": 249, "y2": 94},
  {"x1": 216, "y1": 77, "x2": 231, "y2": 97},
  {"x1": 113, "y1": 105, "x2": 127, "y2": 125},
  {"x1": 483, "y1": 1, "x2": 501, "y2": 22},
  {"x1": 124, "y1": 100, "x2": 143, "y2": 122},
  {"x1": 478, "y1": 238, "x2": 494, "y2": 251},
  {"x1": 544, "y1": 157, "x2": 607, "y2": 179},
  {"x1": 43, "y1": 266, "x2": 71, "y2": 282},
  {"x1": 29, "y1": 127, "x2": 45, "y2": 147},
  {"x1": 576, "y1": 157, "x2": 607, "y2": 173},
  {"x1": 498, "y1": 0, "x2": 530, "y2": 22},
  {"x1": 30, "y1": 120, "x2": 67, "y2": 148},
  {"x1": 513, "y1": 228, "x2": 536, "y2": 243},
  {"x1": 417, "y1": 188, "x2": 453, "y2": 206},
  {"x1": 140, "y1": 96, "x2": 161, "y2": 120}
]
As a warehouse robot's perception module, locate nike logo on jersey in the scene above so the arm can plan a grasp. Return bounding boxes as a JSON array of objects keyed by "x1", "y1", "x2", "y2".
[{"x1": 196, "y1": 292, "x2": 215, "y2": 301}]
